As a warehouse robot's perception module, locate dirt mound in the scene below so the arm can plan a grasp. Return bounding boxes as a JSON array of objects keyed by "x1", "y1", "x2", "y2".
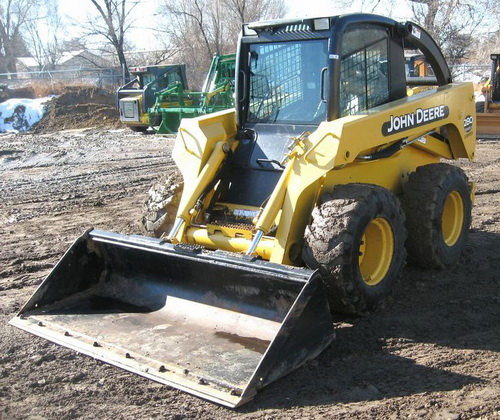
[
  {"x1": 33, "y1": 86, "x2": 122, "y2": 133},
  {"x1": 0, "y1": 85, "x2": 38, "y2": 101}
]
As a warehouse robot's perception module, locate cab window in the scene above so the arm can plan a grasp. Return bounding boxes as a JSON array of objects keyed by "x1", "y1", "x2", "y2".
[
  {"x1": 248, "y1": 39, "x2": 328, "y2": 124},
  {"x1": 340, "y1": 27, "x2": 390, "y2": 116}
]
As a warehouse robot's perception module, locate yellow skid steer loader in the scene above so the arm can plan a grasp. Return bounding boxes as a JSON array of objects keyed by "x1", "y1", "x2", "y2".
[{"x1": 11, "y1": 14, "x2": 476, "y2": 407}]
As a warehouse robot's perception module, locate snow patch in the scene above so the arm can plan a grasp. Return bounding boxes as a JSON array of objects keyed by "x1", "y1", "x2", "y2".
[{"x1": 0, "y1": 97, "x2": 53, "y2": 133}]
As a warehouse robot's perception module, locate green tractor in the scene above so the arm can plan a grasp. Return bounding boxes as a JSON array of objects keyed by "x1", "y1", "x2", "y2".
[
  {"x1": 116, "y1": 64, "x2": 188, "y2": 132},
  {"x1": 148, "y1": 53, "x2": 236, "y2": 134}
]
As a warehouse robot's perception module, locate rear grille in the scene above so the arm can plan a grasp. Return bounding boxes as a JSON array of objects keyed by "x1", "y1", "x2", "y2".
[{"x1": 275, "y1": 23, "x2": 312, "y2": 33}]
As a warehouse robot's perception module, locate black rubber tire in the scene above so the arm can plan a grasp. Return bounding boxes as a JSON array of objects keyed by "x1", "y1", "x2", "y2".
[
  {"x1": 303, "y1": 184, "x2": 407, "y2": 315},
  {"x1": 129, "y1": 126, "x2": 149, "y2": 133},
  {"x1": 142, "y1": 170, "x2": 183, "y2": 237},
  {"x1": 402, "y1": 163, "x2": 472, "y2": 269}
]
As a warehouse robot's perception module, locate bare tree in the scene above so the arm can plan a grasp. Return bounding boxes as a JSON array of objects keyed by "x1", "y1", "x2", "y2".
[
  {"x1": 468, "y1": 21, "x2": 500, "y2": 65},
  {"x1": 0, "y1": 0, "x2": 37, "y2": 75},
  {"x1": 162, "y1": 0, "x2": 223, "y2": 59},
  {"x1": 126, "y1": 48, "x2": 181, "y2": 67},
  {"x1": 408, "y1": 0, "x2": 490, "y2": 64},
  {"x1": 85, "y1": 0, "x2": 139, "y2": 75},
  {"x1": 335, "y1": 0, "x2": 493, "y2": 64},
  {"x1": 221, "y1": 0, "x2": 286, "y2": 37},
  {"x1": 25, "y1": 1, "x2": 64, "y2": 70},
  {"x1": 61, "y1": 38, "x2": 89, "y2": 53},
  {"x1": 158, "y1": 0, "x2": 286, "y2": 88},
  {"x1": 158, "y1": 0, "x2": 229, "y2": 87},
  {"x1": 222, "y1": 0, "x2": 286, "y2": 22}
]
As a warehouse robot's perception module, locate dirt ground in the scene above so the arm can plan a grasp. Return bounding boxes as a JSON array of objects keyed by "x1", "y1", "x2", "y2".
[{"x1": 0, "y1": 127, "x2": 499, "y2": 419}]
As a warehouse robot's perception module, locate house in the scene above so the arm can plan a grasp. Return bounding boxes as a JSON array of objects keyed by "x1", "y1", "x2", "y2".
[
  {"x1": 12, "y1": 50, "x2": 119, "y2": 85},
  {"x1": 17, "y1": 50, "x2": 113, "y2": 73}
]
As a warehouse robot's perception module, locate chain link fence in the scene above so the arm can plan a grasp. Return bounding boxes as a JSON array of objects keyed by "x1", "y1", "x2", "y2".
[
  {"x1": 0, "y1": 63, "x2": 493, "y2": 91},
  {"x1": 0, "y1": 67, "x2": 123, "y2": 89},
  {"x1": 450, "y1": 64, "x2": 491, "y2": 83}
]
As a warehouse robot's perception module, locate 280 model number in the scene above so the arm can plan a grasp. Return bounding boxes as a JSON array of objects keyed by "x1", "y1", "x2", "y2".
[{"x1": 463, "y1": 115, "x2": 474, "y2": 133}]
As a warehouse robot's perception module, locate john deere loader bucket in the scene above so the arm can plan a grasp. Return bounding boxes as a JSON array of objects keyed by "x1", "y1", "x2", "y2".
[{"x1": 10, "y1": 229, "x2": 335, "y2": 407}]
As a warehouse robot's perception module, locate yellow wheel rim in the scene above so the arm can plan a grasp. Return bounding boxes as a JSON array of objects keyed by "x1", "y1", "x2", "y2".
[
  {"x1": 358, "y1": 218, "x2": 394, "y2": 286},
  {"x1": 442, "y1": 190, "x2": 464, "y2": 246}
]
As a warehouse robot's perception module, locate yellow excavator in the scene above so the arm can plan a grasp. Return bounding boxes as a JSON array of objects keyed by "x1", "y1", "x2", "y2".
[
  {"x1": 11, "y1": 14, "x2": 476, "y2": 407},
  {"x1": 476, "y1": 53, "x2": 500, "y2": 137}
]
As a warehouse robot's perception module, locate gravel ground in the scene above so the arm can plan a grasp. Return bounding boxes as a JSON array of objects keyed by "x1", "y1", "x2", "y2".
[{"x1": 0, "y1": 129, "x2": 499, "y2": 419}]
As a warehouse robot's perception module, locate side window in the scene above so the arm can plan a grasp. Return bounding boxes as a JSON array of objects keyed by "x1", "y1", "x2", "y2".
[
  {"x1": 167, "y1": 71, "x2": 182, "y2": 86},
  {"x1": 340, "y1": 27, "x2": 389, "y2": 116},
  {"x1": 404, "y1": 50, "x2": 437, "y2": 96},
  {"x1": 405, "y1": 54, "x2": 435, "y2": 78}
]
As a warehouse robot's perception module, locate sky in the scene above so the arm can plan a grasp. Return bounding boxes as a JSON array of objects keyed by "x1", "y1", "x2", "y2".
[
  {"x1": 285, "y1": 0, "x2": 412, "y2": 23},
  {"x1": 57, "y1": 0, "x2": 414, "y2": 51},
  {"x1": 57, "y1": 0, "x2": 343, "y2": 20}
]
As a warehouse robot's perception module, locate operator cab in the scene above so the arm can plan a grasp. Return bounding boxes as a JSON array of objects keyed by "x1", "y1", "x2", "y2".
[{"x1": 218, "y1": 14, "x2": 451, "y2": 208}]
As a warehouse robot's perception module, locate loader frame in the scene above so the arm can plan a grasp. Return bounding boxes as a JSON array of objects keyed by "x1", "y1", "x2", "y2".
[{"x1": 169, "y1": 14, "x2": 474, "y2": 265}]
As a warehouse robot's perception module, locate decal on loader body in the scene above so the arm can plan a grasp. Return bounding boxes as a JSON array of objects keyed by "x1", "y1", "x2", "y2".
[
  {"x1": 382, "y1": 105, "x2": 449, "y2": 136},
  {"x1": 463, "y1": 115, "x2": 473, "y2": 133}
]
